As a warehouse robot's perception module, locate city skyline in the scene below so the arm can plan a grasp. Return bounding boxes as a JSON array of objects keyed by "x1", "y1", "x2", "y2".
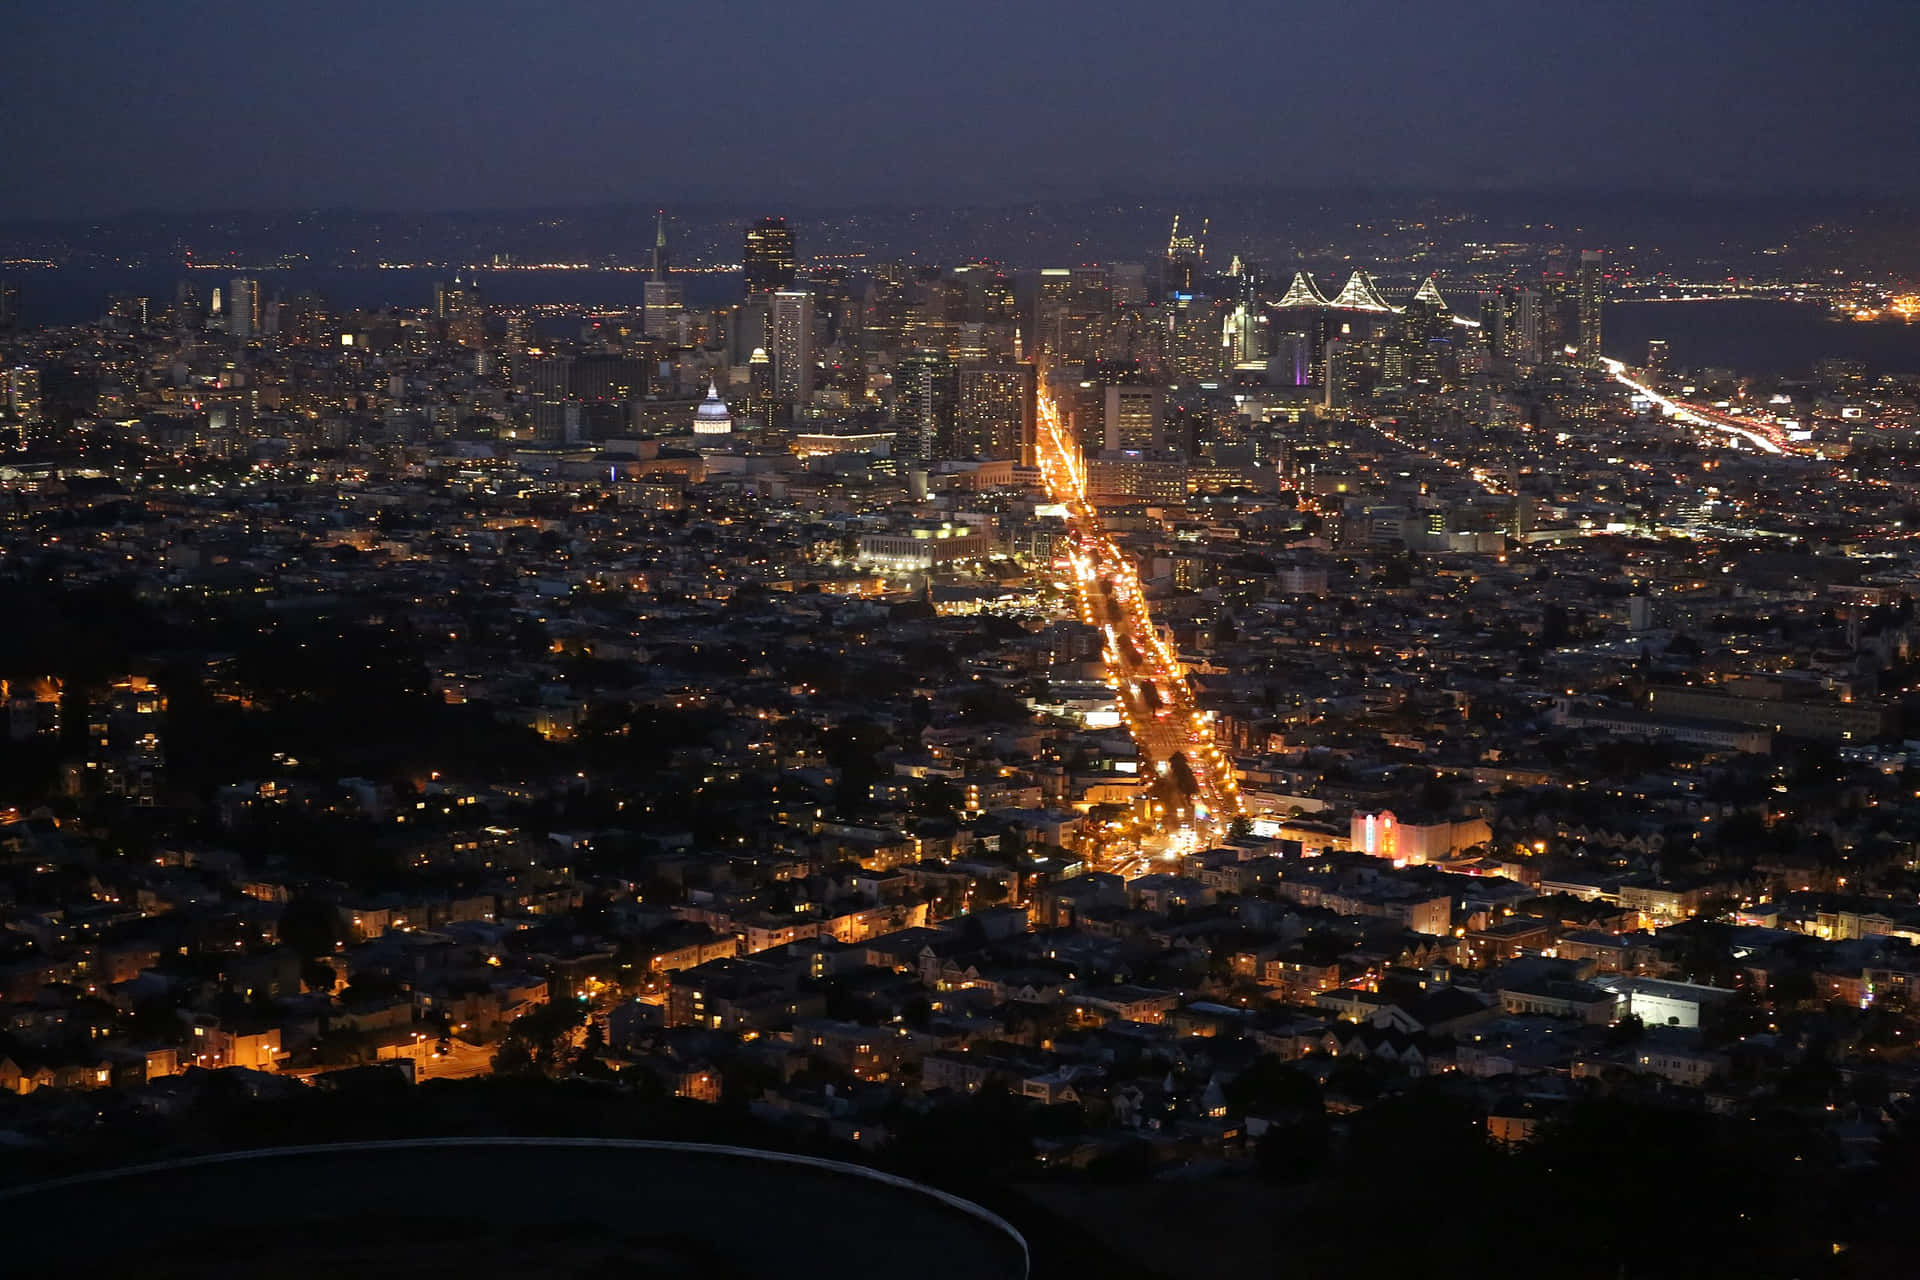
[{"x1": 9, "y1": 7, "x2": 1920, "y2": 1276}]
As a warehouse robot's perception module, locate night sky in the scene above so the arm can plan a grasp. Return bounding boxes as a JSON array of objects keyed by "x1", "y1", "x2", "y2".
[{"x1": 6, "y1": 0, "x2": 1918, "y2": 217}]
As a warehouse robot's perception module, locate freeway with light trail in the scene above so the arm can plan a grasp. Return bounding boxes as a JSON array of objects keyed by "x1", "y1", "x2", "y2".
[{"x1": 1601, "y1": 356, "x2": 1788, "y2": 455}]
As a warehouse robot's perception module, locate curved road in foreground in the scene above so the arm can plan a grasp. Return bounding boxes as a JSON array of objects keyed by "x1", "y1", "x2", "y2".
[{"x1": 0, "y1": 1138, "x2": 1029, "y2": 1280}]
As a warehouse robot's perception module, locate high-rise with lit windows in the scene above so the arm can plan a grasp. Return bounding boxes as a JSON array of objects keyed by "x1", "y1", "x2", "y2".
[
  {"x1": 228, "y1": 277, "x2": 260, "y2": 340},
  {"x1": 1103, "y1": 384, "x2": 1164, "y2": 452},
  {"x1": 1577, "y1": 249, "x2": 1605, "y2": 366},
  {"x1": 769, "y1": 289, "x2": 814, "y2": 418},
  {"x1": 894, "y1": 349, "x2": 956, "y2": 463},
  {"x1": 1165, "y1": 213, "x2": 1207, "y2": 294},
  {"x1": 744, "y1": 217, "x2": 796, "y2": 295},
  {"x1": 6, "y1": 364, "x2": 46, "y2": 448},
  {"x1": 956, "y1": 363, "x2": 1036, "y2": 462},
  {"x1": 435, "y1": 279, "x2": 484, "y2": 348},
  {"x1": 643, "y1": 279, "x2": 684, "y2": 340}
]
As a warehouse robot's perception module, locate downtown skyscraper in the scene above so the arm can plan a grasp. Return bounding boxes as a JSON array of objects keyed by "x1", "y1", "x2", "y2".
[
  {"x1": 643, "y1": 210, "x2": 683, "y2": 339},
  {"x1": 1577, "y1": 249, "x2": 1605, "y2": 366},
  {"x1": 769, "y1": 289, "x2": 813, "y2": 421},
  {"x1": 228, "y1": 277, "x2": 260, "y2": 340},
  {"x1": 744, "y1": 217, "x2": 796, "y2": 295}
]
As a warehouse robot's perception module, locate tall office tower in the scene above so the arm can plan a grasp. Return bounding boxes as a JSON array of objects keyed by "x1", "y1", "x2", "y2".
[
  {"x1": 1320, "y1": 339, "x2": 1351, "y2": 410},
  {"x1": 893, "y1": 349, "x2": 956, "y2": 463},
  {"x1": 651, "y1": 209, "x2": 670, "y2": 280},
  {"x1": 806, "y1": 265, "x2": 856, "y2": 346},
  {"x1": 1164, "y1": 213, "x2": 1207, "y2": 294},
  {"x1": 1164, "y1": 295, "x2": 1226, "y2": 381},
  {"x1": 1103, "y1": 384, "x2": 1165, "y2": 452},
  {"x1": 174, "y1": 280, "x2": 203, "y2": 331},
  {"x1": 747, "y1": 347, "x2": 775, "y2": 425},
  {"x1": 1387, "y1": 306, "x2": 1435, "y2": 383},
  {"x1": 948, "y1": 263, "x2": 1014, "y2": 326},
  {"x1": 956, "y1": 363, "x2": 1036, "y2": 461},
  {"x1": 1390, "y1": 335, "x2": 1436, "y2": 385},
  {"x1": 1050, "y1": 266, "x2": 1113, "y2": 363},
  {"x1": 729, "y1": 295, "x2": 772, "y2": 367},
  {"x1": 1229, "y1": 254, "x2": 1263, "y2": 303},
  {"x1": 436, "y1": 279, "x2": 485, "y2": 348},
  {"x1": 107, "y1": 294, "x2": 150, "y2": 329},
  {"x1": 0, "y1": 281, "x2": 17, "y2": 330},
  {"x1": 1107, "y1": 262, "x2": 1148, "y2": 307},
  {"x1": 906, "y1": 269, "x2": 959, "y2": 351},
  {"x1": 1023, "y1": 265, "x2": 1110, "y2": 363},
  {"x1": 516, "y1": 353, "x2": 574, "y2": 398},
  {"x1": 949, "y1": 322, "x2": 987, "y2": 363},
  {"x1": 1028, "y1": 268, "x2": 1073, "y2": 358},
  {"x1": 1271, "y1": 331, "x2": 1313, "y2": 387},
  {"x1": 1057, "y1": 375, "x2": 1105, "y2": 454},
  {"x1": 743, "y1": 217, "x2": 796, "y2": 294},
  {"x1": 434, "y1": 279, "x2": 470, "y2": 319},
  {"x1": 1068, "y1": 264, "x2": 1112, "y2": 305},
  {"x1": 228, "y1": 277, "x2": 261, "y2": 339},
  {"x1": 1401, "y1": 278, "x2": 1452, "y2": 351},
  {"x1": 643, "y1": 279, "x2": 685, "y2": 340},
  {"x1": 1530, "y1": 256, "x2": 1570, "y2": 357},
  {"x1": 1224, "y1": 290, "x2": 1266, "y2": 366},
  {"x1": 1513, "y1": 287, "x2": 1543, "y2": 364},
  {"x1": 1646, "y1": 338, "x2": 1670, "y2": 378},
  {"x1": 1577, "y1": 249, "x2": 1605, "y2": 365},
  {"x1": 769, "y1": 290, "x2": 814, "y2": 418},
  {"x1": 530, "y1": 395, "x2": 584, "y2": 444},
  {"x1": 1480, "y1": 288, "x2": 1508, "y2": 357},
  {"x1": 1228, "y1": 257, "x2": 1264, "y2": 365},
  {"x1": 282, "y1": 290, "x2": 330, "y2": 345},
  {"x1": 569, "y1": 354, "x2": 654, "y2": 401},
  {"x1": 7, "y1": 365, "x2": 44, "y2": 432}
]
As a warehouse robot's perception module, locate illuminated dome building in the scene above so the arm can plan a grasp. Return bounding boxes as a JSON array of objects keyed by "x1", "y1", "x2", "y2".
[{"x1": 692, "y1": 379, "x2": 733, "y2": 435}]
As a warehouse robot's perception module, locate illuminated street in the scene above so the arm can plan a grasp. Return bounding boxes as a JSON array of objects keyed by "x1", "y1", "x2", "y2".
[
  {"x1": 1035, "y1": 379, "x2": 1242, "y2": 871},
  {"x1": 1601, "y1": 356, "x2": 1789, "y2": 454}
]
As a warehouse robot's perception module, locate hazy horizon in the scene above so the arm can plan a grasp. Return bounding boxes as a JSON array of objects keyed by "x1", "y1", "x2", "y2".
[{"x1": 7, "y1": 0, "x2": 1919, "y2": 220}]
